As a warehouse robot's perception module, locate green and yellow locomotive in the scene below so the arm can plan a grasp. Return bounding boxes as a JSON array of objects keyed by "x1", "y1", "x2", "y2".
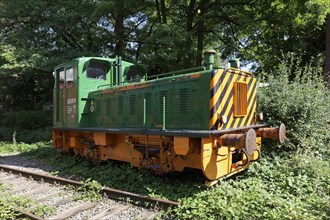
[{"x1": 52, "y1": 50, "x2": 285, "y2": 183}]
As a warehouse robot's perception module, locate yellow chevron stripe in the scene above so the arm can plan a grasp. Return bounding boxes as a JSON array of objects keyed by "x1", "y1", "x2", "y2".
[
  {"x1": 209, "y1": 71, "x2": 222, "y2": 128},
  {"x1": 247, "y1": 101, "x2": 256, "y2": 126},
  {"x1": 209, "y1": 71, "x2": 232, "y2": 128},
  {"x1": 210, "y1": 68, "x2": 256, "y2": 130},
  {"x1": 224, "y1": 106, "x2": 234, "y2": 129},
  {"x1": 227, "y1": 68, "x2": 253, "y2": 77},
  {"x1": 209, "y1": 70, "x2": 222, "y2": 109},
  {"x1": 218, "y1": 73, "x2": 240, "y2": 129}
]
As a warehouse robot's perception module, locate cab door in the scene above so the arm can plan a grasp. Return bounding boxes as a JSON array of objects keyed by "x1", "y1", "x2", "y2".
[
  {"x1": 54, "y1": 68, "x2": 65, "y2": 127},
  {"x1": 65, "y1": 67, "x2": 78, "y2": 127},
  {"x1": 54, "y1": 65, "x2": 78, "y2": 127}
]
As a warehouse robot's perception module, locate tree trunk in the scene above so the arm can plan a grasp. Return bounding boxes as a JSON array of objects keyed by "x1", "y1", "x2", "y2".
[
  {"x1": 160, "y1": 0, "x2": 166, "y2": 23},
  {"x1": 114, "y1": 14, "x2": 125, "y2": 57},
  {"x1": 155, "y1": 0, "x2": 162, "y2": 23},
  {"x1": 155, "y1": 0, "x2": 166, "y2": 23},
  {"x1": 183, "y1": 0, "x2": 196, "y2": 67},
  {"x1": 195, "y1": 0, "x2": 206, "y2": 67}
]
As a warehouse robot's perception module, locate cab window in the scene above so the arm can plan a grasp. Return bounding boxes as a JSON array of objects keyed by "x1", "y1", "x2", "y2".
[
  {"x1": 66, "y1": 68, "x2": 74, "y2": 88},
  {"x1": 59, "y1": 69, "x2": 65, "y2": 90},
  {"x1": 86, "y1": 60, "x2": 110, "y2": 80}
]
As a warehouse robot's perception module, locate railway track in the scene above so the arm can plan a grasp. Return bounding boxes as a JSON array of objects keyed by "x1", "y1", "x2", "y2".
[{"x1": 0, "y1": 164, "x2": 178, "y2": 219}]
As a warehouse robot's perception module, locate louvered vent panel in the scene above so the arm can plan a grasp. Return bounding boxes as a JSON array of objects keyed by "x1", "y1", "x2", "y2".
[
  {"x1": 129, "y1": 94, "x2": 136, "y2": 114},
  {"x1": 179, "y1": 88, "x2": 189, "y2": 113},
  {"x1": 117, "y1": 96, "x2": 124, "y2": 114},
  {"x1": 95, "y1": 98, "x2": 101, "y2": 114},
  {"x1": 233, "y1": 82, "x2": 247, "y2": 116},
  {"x1": 105, "y1": 98, "x2": 111, "y2": 115}
]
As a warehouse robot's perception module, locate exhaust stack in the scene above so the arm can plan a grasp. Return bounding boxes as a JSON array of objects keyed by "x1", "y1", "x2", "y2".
[{"x1": 204, "y1": 49, "x2": 216, "y2": 70}]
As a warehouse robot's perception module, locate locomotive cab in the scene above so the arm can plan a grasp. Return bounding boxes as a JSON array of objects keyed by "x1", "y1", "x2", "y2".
[{"x1": 53, "y1": 57, "x2": 138, "y2": 128}]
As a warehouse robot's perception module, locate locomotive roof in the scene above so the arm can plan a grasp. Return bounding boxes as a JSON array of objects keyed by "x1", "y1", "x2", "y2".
[{"x1": 54, "y1": 57, "x2": 134, "y2": 69}]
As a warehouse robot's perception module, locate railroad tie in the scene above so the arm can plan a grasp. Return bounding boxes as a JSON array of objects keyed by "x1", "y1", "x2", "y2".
[
  {"x1": 47, "y1": 201, "x2": 99, "y2": 220},
  {"x1": 87, "y1": 204, "x2": 132, "y2": 220}
]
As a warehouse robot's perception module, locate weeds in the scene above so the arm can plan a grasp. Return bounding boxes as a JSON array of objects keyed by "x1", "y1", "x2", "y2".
[
  {"x1": 168, "y1": 154, "x2": 330, "y2": 219},
  {"x1": 0, "y1": 183, "x2": 55, "y2": 218},
  {"x1": 74, "y1": 178, "x2": 103, "y2": 202},
  {"x1": 1, "y1": 141, "x2": 329, "y2": 219}
]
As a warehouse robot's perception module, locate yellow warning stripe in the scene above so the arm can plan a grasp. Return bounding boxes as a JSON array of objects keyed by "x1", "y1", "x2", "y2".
[
  {"x1": 209, "y1": 70, "x2": 222, "y2": 108},
  {"x1": 209, "y1": 68, "x2": 256, "y2": 130},
  {"x1": 220, "y1": 71, "x2": 246, "y2": 129},
  {"x1": 209, "y1": 70, "x2": 234, "y2": 128},
  {"x1": 210, "y1": 70, "x2": 239, "y2": 129}
]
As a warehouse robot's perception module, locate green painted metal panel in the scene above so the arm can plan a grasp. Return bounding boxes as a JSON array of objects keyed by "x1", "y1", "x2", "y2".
[
  {"x1": 54, "y1": 57, "x2": 212, "y2": 131},
  {"x1": 86, "y1": 70, "x2": 211, "y2": 130},
  {"x1": 53, "y1": 57, "x2": 133, "y2": 127}
]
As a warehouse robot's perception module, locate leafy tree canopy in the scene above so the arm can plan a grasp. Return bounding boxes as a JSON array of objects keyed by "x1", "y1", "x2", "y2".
[{"x1": 0, "y1": 0, "x2": 328, "y2": 112}]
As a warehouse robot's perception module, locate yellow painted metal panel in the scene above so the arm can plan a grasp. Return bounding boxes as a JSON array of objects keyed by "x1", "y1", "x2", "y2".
[
  {"x1": 173, "y1": 137, "x2": 190, "y2": 155},
  {"x1": 201, "y1": 137, "x2": 230, "y2": 180}
]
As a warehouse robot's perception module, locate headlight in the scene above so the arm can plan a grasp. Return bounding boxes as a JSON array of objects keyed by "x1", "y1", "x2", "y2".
[
  {"x1": 256, "y1": 112, "x2": 263, "y2": 121},
  {"x1": 220, "y1": 115, "x2": 228, "y2": 124}
]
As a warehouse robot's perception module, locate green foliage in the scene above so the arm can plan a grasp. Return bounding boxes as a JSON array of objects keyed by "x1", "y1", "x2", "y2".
[
  {"x1": 305, "y1": 0, "x2": 330, "y2": 25},
  {"x1": 237, "y1": 0, "x2": 328, "y2": 70},
  {"x1": 168, "y1": 154, "x2": 330, "y2": 219},
  {"x1": 15, "y1": 128, "x2": 52, "y2": 143},
  {"x1": 0, "y1": 0, "x2": 329, "y2": 113},
  {"x1": 0, "y1": 183, "x2": 17, "y2": 219},
  {"x1": 0, "y1": 111, "x2": 51, "y2": 130},
  {"x1": 30, "y1": 204, "x2": 56, "y2": 217},
  {"x1": 0, "y1": 141, "x2": 51, "y2": 154},
  {"x1": 0, "y1": 184, "x2": 55, "y2": 218},
  {"x1": 0, "y1": 111, "x2": 52, "y2": 143},
  {"x1": 138, "y1": 23, "x2": 194, "y2": 73},
  {"x1": 257, "y1": 55, "x2": 330, "y2": 153},
  {"x1": 0, "y1": 43, "x2": 54, "y2": 113},
  {"x1": 0, "y1": 198, "x2": 18, "y2": 219},
  {"x1": 74, "y1": 178, "x2": 103, "y2": 202},
  {"x1": 1, "y1": 141, "x2": 329, "y2": 219}
]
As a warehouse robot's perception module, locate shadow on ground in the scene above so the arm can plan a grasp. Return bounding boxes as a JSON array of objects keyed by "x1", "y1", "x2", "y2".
[{"x1": 0, "y1": 147, "x2": 206, "y2": 201}]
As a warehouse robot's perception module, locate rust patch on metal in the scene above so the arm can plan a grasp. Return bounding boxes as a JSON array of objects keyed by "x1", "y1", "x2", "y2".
[{"x1": 256, "y1": 123, "x2": 286, "y2": 143}]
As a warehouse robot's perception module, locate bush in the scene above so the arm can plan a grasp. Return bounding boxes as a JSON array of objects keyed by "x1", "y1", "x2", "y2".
[
  {"x1": 0, "y1": 110, "x2": 52, "y2": 143},
  {"x1": 169, "y1": 154, "x2": 330, "y2": 219},
  {"x1": 0, "y1": 110, "x2": 52, "y2": 129},
  {"x1": 257, "y1": 55, "x2": 330, "y2": 154}
]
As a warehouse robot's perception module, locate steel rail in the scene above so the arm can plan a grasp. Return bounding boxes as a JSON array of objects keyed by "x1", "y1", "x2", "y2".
[{"x1": 0, "y1": 165, "x2": 179, "y2": 209}]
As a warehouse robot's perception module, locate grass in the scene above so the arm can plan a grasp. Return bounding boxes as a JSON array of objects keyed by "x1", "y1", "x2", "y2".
[{"x1": 0, "y1": 141, "x2": 329, "y2": 219}]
